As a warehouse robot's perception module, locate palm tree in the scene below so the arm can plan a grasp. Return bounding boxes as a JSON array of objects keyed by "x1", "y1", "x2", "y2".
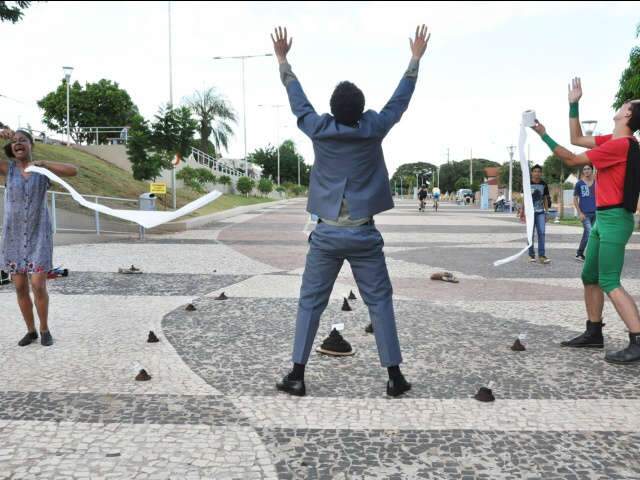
[{"x1": 185, "y1": 88, "x2": 236, "y2": 157}]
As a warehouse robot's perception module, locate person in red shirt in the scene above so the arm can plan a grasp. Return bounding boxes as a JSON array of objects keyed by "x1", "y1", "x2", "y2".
[{"x1": 532, "y1": 77, "x2": 640, "y2": 364}]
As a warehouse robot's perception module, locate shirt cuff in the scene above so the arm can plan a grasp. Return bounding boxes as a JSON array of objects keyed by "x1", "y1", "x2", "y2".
[
  {"x1": 279, "y1": 62, "x2": 298, "y2": 86},
  {"x1": 404, "y1": 59, "x2": 420, "y2": 79}
]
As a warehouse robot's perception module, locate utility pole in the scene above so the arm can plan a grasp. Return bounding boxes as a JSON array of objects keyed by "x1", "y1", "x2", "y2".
[{"x1": 507, "y1": 145, "x2": 516, "y2": 213}]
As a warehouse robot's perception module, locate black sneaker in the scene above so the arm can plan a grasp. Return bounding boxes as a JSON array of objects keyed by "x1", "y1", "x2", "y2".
[
  {"x1": 316, "y1": 329, "x2": 354, "y2": 356},
  {"x1": 18, "y1": 331, "x2": 38, "y2": 347},
  {"x1": 575, "y1": 254, "x2": 586, "y2": 262},
  {"x1": 560, "y1": 321, "x2": 604, "y2": 348},
  {"x1": 387, "y1": 374, "x2": 412, "y2": 397},
  {"x1": 40, "y1": 331, "x2": 53, "y2": 347}
]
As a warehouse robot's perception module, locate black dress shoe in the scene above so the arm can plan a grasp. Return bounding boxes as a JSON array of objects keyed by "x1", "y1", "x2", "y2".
[
  {"x1": 605, "y1": 333, "x2": 640, "y2": 364},
  {"x1": 18, "y1": 331, "x2": 38, "y2": 347},
  {"x1": 40, "y1": 331, "x2": 54, "y2": 347},
  {"x1": 276, "y1": 373, "x2": 306, "y2": 397},
  {"x1": 387, "y1": 374, "x2": 411, "y2": 397},
  {"x1": 561, "y1": 321, "x2": 604, "y2": 348}
]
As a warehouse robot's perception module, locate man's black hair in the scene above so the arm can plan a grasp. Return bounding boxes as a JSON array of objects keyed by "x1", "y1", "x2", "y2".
[
  {"x1": 628, "y1": 101, "x2": 640, "y2": 132},
  {"x1": 330, "y1": 81, "x2": 365, "y2": 127},
  {"x1": 531, "y1": 164, "x2": 543, "y2": 172}
]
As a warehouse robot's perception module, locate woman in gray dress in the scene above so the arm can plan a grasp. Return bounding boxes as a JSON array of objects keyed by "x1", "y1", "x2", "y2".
[{"x1": 1, "y1": 128, "x2": 77, "y2": 347}]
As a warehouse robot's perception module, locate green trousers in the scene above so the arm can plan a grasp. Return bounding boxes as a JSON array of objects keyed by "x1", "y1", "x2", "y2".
[{"x1": 581, "y1": 208, "x2": 635, "y2": 293}]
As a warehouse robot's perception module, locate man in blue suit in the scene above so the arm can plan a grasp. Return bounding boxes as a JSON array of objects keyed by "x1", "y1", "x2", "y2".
[{"x1": 273, "y1": 25, "x2": 430, "y2": 397}]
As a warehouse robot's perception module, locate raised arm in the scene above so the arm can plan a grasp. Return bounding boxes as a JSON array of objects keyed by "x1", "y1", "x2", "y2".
[
  {"x1": 0, "y1": 128, "x2": 14, "y2": 176},
  {"x1": 377, "y1": 25, "x2": 430, "y2": 136},
  {"x1": 568, "y1": 78, "x2": 596, "y2": 148},
  {"x1": 271, "y1": 27, "x2": 321, "y2": 137},
  {"x1": 532, "y1": 120, "x2": 590, "y2": 167},
  {"x1": 33, "y1": 160, "x2": 78, "y2": 177}
]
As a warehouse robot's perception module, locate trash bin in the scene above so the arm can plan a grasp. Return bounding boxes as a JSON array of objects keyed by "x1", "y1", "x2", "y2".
[
  {"x1": 138, "y1": 193, "x2": 156, "y2": 240},
  {"x1": 139, "y1": 193, "x2": 156, "y2": 211}
]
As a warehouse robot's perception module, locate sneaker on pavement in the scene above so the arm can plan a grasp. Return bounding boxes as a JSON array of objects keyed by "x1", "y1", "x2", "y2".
[
  {"x1": 539, "y1": 256, "x2": 551, "y2": 264},
  {"x1": 529, "y1": 256, "x2": 536, "y2": 263},
  {"x1": 576, "y1": 254, "x2": 586, "y2": 262}
]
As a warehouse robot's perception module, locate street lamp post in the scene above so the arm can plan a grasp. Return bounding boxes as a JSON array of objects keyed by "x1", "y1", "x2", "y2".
[
  {"x1": 507, "y1": 145, "x2": 516, "y2": 213},
  {"x1": 258, "y1": 104, "x2": 284, "y2": 185},
  {"x1": 62, "y1": 66, "x2": 74, "y2": 147},
  {"x1": 212, "y1": 53, "x2": 273, "y2": 175}
]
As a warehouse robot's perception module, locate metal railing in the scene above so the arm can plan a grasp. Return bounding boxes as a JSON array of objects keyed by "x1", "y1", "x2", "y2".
[
  {"x1": 191, "y1": 147, "x2": 245, "y2": 178},
  {"x1": 0, "y1": 186, "x2": 139, "y2": 235},
  {"x1": 75, "y1": 126, "x2": 129, "y2": 145}
]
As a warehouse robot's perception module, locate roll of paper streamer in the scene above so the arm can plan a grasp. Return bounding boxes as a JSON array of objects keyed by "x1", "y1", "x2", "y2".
[{"x1": 522, "y1": 110, "x2": 536, "y2": 127}]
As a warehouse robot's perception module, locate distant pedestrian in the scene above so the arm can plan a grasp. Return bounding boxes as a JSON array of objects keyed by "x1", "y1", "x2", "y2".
[{"x1": 573, "y1": 164, "x2": 596, "y2": 261}]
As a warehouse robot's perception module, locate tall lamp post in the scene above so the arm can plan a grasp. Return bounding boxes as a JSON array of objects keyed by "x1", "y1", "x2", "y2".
[
  {"x1": 258, "y1": 104, "x2": 284, "y2": 185},
  {"x1": 507, "y1": 145, "x2": 516, "y2": 213},
  {"x1": 62, "y1": 66, "x2": 74, "y2": 147},
  {"x1": 212, "y1": 53, "x2": 273, "y2": 175}
]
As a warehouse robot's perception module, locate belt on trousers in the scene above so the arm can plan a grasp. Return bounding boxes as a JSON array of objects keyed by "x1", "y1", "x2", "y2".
[{"x1": 317, "y1": 218, "x2": 375, "y2": 226}]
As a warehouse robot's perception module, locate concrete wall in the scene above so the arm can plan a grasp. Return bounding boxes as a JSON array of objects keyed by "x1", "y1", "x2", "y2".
[{"x1": 74, "y1": 145, "x2": 132, "y2": 173}]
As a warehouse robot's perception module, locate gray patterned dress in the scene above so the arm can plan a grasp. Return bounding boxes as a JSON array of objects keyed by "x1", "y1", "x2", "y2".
[{"x1": 1, "y1": 160, "x2": 53, "y2": 274}]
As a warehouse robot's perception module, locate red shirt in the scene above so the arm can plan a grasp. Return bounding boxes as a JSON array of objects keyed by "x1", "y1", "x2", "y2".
[{"x1": 585, "y1": 134, "x2": 635, "y2": 208}]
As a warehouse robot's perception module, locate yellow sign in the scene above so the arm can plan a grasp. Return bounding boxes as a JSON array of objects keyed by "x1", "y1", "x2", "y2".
[{"x1": 150, "y1": 183, "x2": 166, "y2": 194}]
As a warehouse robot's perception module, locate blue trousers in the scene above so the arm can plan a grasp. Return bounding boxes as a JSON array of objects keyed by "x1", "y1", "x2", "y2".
[
  {"x1": 292, "y1": 222, "x2": 403, "y2": 367},
  {"x1": 577, "y1": 213, "x2": 596, "y2": 256},
  {"x1": 528, "y1": 212, "x2": 547, "y2": 257}
]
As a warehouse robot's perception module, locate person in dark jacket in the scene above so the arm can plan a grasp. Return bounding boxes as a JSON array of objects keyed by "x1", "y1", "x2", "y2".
[{"x1": 271, "y1": 25, "x2": 430, "y2": 397}]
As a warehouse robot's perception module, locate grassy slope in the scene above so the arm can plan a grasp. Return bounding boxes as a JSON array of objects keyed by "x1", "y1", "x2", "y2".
[{"x1": 1, "y1": 143, "x2": 274, "y2": 215}]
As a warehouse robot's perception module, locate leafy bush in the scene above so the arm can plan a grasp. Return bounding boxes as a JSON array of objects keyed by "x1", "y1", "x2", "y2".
[
  {"x1": 218, "y1": 175, "x2": 231, "y2": 185},
  {"x1": 258, "y1": 178, "x2": 274, "y2": 195},
  {"x1": 236, "y1": 176, "x2": 255, "y2": 196},
  {"x1": 176, "y1": 166, "x2": 217, "y2": 194}
]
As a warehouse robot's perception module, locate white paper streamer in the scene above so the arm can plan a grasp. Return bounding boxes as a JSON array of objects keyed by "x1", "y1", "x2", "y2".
[
  {"x1": 26, "y1": 166, "x2": 222, "y2": 229},
  {"x1": 493, "y1": 112, "x2": 535, "y2": 266}
]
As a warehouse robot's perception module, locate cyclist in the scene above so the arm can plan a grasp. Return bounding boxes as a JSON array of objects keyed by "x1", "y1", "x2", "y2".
[{"x1": 432, "y1": 186, "x2": 441, "y2": 211}]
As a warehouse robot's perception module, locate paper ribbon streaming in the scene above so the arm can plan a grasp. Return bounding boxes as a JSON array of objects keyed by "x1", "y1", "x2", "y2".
[
  {"x1": 493, "y1": 112, "x2": 535, "y2": 266},
  {"x1": 26, "y1": 166, "x2": 222, "y2": 229}
]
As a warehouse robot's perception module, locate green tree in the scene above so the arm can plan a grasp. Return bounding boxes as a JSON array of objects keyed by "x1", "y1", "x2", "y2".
[
  {"x1": 258, "y1": 178, "x2": 274, "y2": 196},
  {"x1": 613, "y1": 24, "x2": 640, "y2": 109},
  {"x1": 1, "y1": 1, "x2": 33, "y2": 23},
  {"x1": 499, "y1": 161, "x2": 523, "y2": 193},
  {"x1": 390, "y1": 162, "x2": 437, "y2": 187},
  {"x1": 454, "y1": 177, "x2": 471, "y2": 191},
  {"x1": 236, "y1": 176, "x2": 255, "y2": 196},
  {"x1": 38, "y1": 79, "x2": 140, "y2": 144},
  {"x1": 150, "y1": 105, "x2": 197, "y2": 162},
  {"x1": 126, "y1": 115, "x2": 162, "y2": 181},
  {"x1": 185, "y1": 88, "x2": 236, "y2": 156},
  {"x1": 126, "y1": 106, "x2": 196, "y2": 182},
  {"x1": 248, "y1": 139, "x2": 310, "y2": 185}
]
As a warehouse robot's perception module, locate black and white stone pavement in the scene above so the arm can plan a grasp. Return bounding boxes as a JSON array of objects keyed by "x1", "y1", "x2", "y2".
[{"x1": 1, "y1": 199, "x2": 640, "y2": 479}]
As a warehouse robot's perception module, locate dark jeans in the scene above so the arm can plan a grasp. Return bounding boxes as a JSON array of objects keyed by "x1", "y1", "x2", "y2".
[
  {"x1": 577, "y1": 212, "x2": 597, "y2": 256},
  {"x1": 528, "y1": 211, "x2": 547, "y2": 257}
]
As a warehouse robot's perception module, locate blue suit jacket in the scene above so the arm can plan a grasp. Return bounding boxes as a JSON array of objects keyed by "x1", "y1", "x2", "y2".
[{"x1": 284, "y1": 69, "x2": 417, "y2": 221}]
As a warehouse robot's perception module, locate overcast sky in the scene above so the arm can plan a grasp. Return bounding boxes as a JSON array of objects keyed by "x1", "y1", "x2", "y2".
[{"x1": 1, "y1": 1, "x2": 639, "y2": 175}]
